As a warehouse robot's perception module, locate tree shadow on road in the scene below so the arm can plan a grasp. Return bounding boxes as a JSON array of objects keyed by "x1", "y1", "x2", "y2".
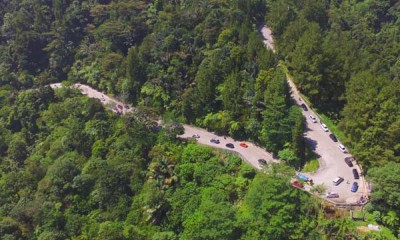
[{"x1": 305, "y1": 137, "x2": 320, "y2": 155}]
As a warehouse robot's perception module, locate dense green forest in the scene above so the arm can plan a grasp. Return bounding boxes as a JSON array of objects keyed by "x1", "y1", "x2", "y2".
[
  {"x1": 266, "y1": 1, "x2": 400, "y2": 237},
  {"x1": 0, "y1": 0, "x2": 399, "y2": 239},
  {"x1": 268, "y1": 0, "x2": 400, "y2": 169}
]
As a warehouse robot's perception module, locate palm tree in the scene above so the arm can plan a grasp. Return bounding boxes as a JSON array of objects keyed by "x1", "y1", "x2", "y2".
[
  {"x1": 147, "y1": 157, "x2": 176, "y2": 189},
  {"x1": 382, "y1": 211, "x2": 399, "y2": 229}
]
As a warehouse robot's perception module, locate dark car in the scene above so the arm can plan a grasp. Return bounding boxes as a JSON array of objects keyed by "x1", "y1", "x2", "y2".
[
  {"x1": 351, "y1": 182, "x2": 359, "y2": 192},
  {"x1": 353, "y1": 169, "x2": 360, "y2": 179},
  {"x1": 300, "y1": 103, "x2": 308, "y2": 111},
  {"x1": 258, "y1": 159, "x2": 267, "y2": 165},
  {"x1": 292, "y1": 180, "x2": 304, "y2": 188},
  {"x1": 329, "y1": 134, "x2": 338, "y2": 142},
  {"x1": 192, "y1": 134, "x2": 200, "y2": 138},
  {"x1": 226, "y1": 143, "x2": 234, "y2": 149},
  {"x1": 344, "y1": 157, "x2": 353, "y2": 167},
  {"x1": 210, "y1": 138, "x2": 220, "y2": 144},
  {"x1": 117, "y1": 104, "x2": 123, "y2": 110}
]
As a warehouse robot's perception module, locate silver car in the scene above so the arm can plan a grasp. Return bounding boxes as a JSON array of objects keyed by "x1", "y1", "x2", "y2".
[
  {"x1": 326, "y1": 192, "x2": 339, "y2": 198},
  {"x1": 309, "y1": 115, "x2": 317, "y2": 123}
]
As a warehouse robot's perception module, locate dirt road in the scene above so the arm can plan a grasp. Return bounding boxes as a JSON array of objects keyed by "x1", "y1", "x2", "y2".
[
  {"x1": 258, "y1": 22, "x2": 275, "y2": 52},
  {"x1": 50, "y1": 83, "x2": 132, "y2": 115}
]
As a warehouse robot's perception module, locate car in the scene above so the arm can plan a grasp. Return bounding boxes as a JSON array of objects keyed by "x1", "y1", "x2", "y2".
[
  {"x1": 339, "y1": 144, "x2": 347, "y2": 153},
  {"x1": 353, "y1": 169, "x2": 360, "y2": 179},
  {"x1": 292, "y1": 180, "x2": 304, "y2": 188},
  {"x1": 326, "y1": 192, "x2": 339, "y2": 198},
  {"x1": 300, "y1": 103, "x2": 308, "y2": 111},
  {"x1": 192, "y1": 134, "x2": 200, "y2": 138},
  {"x1": 240, "y1": 143, "x2": 248, "y2": 148},
  {"x1": 117, "y1": 104, "x2": 123, "y2": 110},
  {"x1": 329, "y1": 134, "x2": 338, "y2": 142},
  {"x1": 309, "y1": 115, "x2": 317, "y2": 123},
  {"x1": 333, "y1": 177, "x2": 344, "y2": 186},
  {"x1": 344, "y1": 157, "x2": 353, "y2": 167},
  {"x1": 226, "y1": 143, "x2": 234, "y2": 148},
  {"x1": 210, "y1": 138, "x2": 220, "y2": 144},
  {"x1": 124, "y1": 105, "x2": 130, "y2": 109},
  {"x1": 321, "y1": 123, "x2": 329, "y2": 132},
  {"x1": 351, "y1": 182, "x2": 359, "y2": 192},
  {"x1": 258, "y1": 159, "x2": 267, "y2": 165}
]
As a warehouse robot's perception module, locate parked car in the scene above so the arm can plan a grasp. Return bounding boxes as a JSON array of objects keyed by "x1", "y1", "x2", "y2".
[
  {"x1": 124, "y1": 105, "x2": 130, "y2": 109},
  {"x1": 226, "y1": 143, "x2": 234, "y2": 148},
  {"x1": 329, "y1": 134, "x2": 338, "y2": 142},
  {"x1": 117, "y1": 104, "x2": 123, "y2": 110},
  {"x1": 326, "y1": 192, "x2": 339, "y2": 198},
  {"x1": 300, "y1": 103, "x2": 308, "y2": 111},
  {"x1": 344, "y1": 157, "x2": 353, "y2": 167},
  {"x1": 339, "y1": 144, "x2": 347, "y2": 153},
  {"x1": 192, "y1": 134, "x2": 200, "y2": 138},
  {"x1": 258, "y1": 159, "x2": 267, "y2": 165},
  {"x1": 309, "y1": 115, "x2": 317, "y2": 123},
  {"x1": 240, "y1": 142, "x2": 248, "y2": 148},
  {"x1": 353, "y1": 169, "x2": 360, "y2": 179},
  {"x1": 210, "y1": 138, "x2": 220, "y2": 144},
  {"x1": 333, "y1": 177, "x2": 344, "y2": 186},
  {"x1": 321, "y1": 123, "x2": 329, "y2": 132},
  {"x1": 292, "y1": 180, "x2": 304, "y2": 188},
  {"x1": 296, "y1": 173, "x2": 309, "y2": 181},
  {"x1": 351, "y1": 182, "x2": 359, "y2": 192}
]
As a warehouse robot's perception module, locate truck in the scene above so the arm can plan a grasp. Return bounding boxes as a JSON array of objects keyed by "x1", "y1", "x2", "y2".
[{"x1": 296, "y1": 172, "x2": 309, "y2": 181}]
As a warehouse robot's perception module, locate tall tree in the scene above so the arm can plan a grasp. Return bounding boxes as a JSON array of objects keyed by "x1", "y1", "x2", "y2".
[{"x1": 124, "y1": 46, "x2": 146, "y2": 104}]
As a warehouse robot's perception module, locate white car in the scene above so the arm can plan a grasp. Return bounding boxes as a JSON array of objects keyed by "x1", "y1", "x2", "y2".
[
  {"x1": 333, "y1": 177, "x2": 344, "y2": 186},
  {"x1": 326, "y1": 192, "x2": 339, "y2": 198},
  {"x1": 339, "y1": 144, "x2": 347, "y2": 153},
  {"x1": 321, "y1": 123, "x2": 329, "y2": 132},
  {"x1": 309, "y1": 115, "x2": 317, "y2": 123}
]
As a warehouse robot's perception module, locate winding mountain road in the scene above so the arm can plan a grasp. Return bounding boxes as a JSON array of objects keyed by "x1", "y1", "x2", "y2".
[
  {"x1": 50, "y1": 83, "x2": 277, "y2": 169},
  {"x1": 49, "y1": 23, "x2": 367, "y2": 205},
  {"x1": 180, "y1": 125, "x2": 278, "y2": 169},
  {"x1": 259, "y1": 24, "x2": 367, "y2": 204}
]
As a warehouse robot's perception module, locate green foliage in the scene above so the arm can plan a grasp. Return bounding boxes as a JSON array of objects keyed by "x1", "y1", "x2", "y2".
[
  {"x1": 368, "y1": 162, "x2": 400, "y2": 235},
  {"x1": 268, "y1": 1, "x2": 399, "y2": 234},
  {"x1": 302, "y1": 158, "x2": 319, "y2": 173},
  {"x1": 1, "y1": 0, "x2": 398, "y2": 238},
  {"x1": 237, "y1": 174, "x2": 314, "y2": 239},
  {"x1": 278, "y1": 148, "x2": 299, "y2": 166}
]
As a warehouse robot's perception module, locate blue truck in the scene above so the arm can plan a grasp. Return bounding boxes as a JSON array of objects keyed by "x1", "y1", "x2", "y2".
[
  {"x1": 296, "y1": 172, "x2": 314, "y2": 186},
  {"x1": 296, "y1": 172, "x2": 309, "y2": 181}
]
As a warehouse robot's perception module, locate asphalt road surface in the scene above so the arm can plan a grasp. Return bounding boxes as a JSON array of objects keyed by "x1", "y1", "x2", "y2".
[
  {"x1": 180, "y1": 125, "x2": 278, "y2": 169},
  {"x1": 50, "y1": 83, "x2": 277, "y2": 170},
  {"x1": 259, "y1": 24, "x2": 367, "y2": 204}
]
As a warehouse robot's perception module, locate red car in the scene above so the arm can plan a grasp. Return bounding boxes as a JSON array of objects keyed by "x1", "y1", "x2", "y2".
[
  {"x1": 292, "y1": 180, "x2": 304, "y2": 188},
  {"x1": 240, "y1": 143, "x2": 248, "y2": 148}
]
